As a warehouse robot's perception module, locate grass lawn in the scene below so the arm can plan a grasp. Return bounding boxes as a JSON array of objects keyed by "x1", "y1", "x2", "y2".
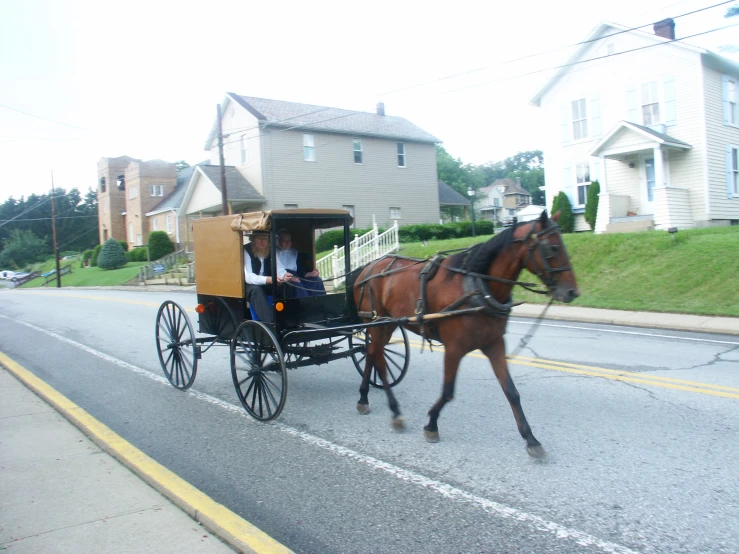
[{"x1": 20, "y1": 262, "x2": 147, "y2": 288}]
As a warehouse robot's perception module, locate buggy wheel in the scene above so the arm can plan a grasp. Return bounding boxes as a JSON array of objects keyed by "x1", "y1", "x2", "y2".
[
  {"x1": 231, "y1": 321, "x2": 287, "y2": 421},
  {"x1": 155, "y1": 300, "x2": 199, "y2": 390},
  {"x1": 200, "y1": 296, "x2": 238, "y2": 340},
  {"x1": 350, "y1": 326, "x2": 410, "y2": 388}
]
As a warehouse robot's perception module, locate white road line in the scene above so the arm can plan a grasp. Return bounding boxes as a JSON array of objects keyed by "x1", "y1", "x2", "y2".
[
  {"x1": 2, "y1": 315, "x2": 639, "y2": 554},
  {"x1": 509, "y1": 319, "x2": 739, "y2": 345}
]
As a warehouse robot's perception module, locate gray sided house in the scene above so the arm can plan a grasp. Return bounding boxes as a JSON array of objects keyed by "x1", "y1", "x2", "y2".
[{"x1": 199, "y1": 94, "x2": 441, "y2": 228}]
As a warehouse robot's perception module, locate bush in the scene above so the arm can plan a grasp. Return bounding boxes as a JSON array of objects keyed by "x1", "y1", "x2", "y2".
[
  {"x1": 90, "y1": 245, "x2": 102, "y2": 267},
  {"x1": 82, "y1": 249, "x2": 94, "y2": 262},
  {"x1": 127, "y1": 247, "x2": 148, "y2": 262},
  {"x1": 316, "y1": 229, "x2": 347, "y2": 252},
  {"x1": 585, "y1": 180, "x2": 600, "y2": 231},
  {"x1": 553, "y1": 191, "x2": 575, "y2": 233},
  {"x1": 97, "y1": 238, "x2": 128, "y2": 269},
  {"x1": 118, "y1": 240, "x2": 129, "y2": 252},
  {"x1": 148, "y1": 231, "x2": 175, "y2": 260}
]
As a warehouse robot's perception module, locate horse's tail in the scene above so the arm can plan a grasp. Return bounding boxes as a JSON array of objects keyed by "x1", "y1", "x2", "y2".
[{"x1": 345, "y1": 264, "x2": 367, "y2": 321}]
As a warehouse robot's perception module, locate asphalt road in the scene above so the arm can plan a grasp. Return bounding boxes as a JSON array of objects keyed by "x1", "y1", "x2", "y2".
[{"x1": 1, "y1": 288, "x2": 738, "y2": 554}]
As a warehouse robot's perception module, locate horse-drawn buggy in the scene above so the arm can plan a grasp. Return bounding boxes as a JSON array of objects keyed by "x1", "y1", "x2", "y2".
[
  {"x1": 155, "y1": 209, "x2": 410, "y2": 422},
  {"x1": 155, "y1": 208, "x2": 579, "y2": 458}
]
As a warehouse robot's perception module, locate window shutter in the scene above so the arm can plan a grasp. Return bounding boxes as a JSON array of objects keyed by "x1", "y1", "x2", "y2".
[
  {"x1": 727, "y1": 145, "x2": 735, "y2": 199},
  {"x1": 560, "y1": 104, "x2": 570, "y2": 145},
  {"x1": 663, "y1": 75, "x2": 676, "y2": 126},
  {"x1": 563, "y1": 165, "x2": 575, "y2": 206},
  {"x1": 722, "y1": 74, "x2": 730, "y2": 125},
  {"x1": 626, "y1": 86, "x2": 638, "y2": 123},
  {"x1": 590, "y1": 96, "x2": 602, "y2": 138}
]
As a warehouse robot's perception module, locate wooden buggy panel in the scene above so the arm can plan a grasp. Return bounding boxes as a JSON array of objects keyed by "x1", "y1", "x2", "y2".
[{"x1": 193, "y1": 216, "x2": 244, "y2": 299}]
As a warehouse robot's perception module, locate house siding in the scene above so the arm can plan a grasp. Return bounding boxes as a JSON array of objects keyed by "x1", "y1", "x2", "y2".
[
  {"x1": 187, "y1": 171, "x2": 221, "y2": 214},
  {"x1": 703, "y1": 66, "x2": 739, "y2": 220},
  {"x1": 539, "y1": 27, "x2": 708, "y2": 227},
  {"x1": 261, "y1": 129, "x2": 439, "y2": 227}
]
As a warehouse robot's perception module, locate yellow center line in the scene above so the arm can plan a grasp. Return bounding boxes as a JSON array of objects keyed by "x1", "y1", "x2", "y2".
[{"x1": 405, "y1": 339, "x2": 739, "y2": 399}]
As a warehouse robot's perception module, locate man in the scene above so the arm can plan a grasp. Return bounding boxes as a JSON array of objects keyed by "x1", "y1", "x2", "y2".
[
  {"x1": 276, "y1": 230, "x2": 325, "y2": 298},
  {"x1": 243, "y1": 230, "x2": 280, "y2": 322}
]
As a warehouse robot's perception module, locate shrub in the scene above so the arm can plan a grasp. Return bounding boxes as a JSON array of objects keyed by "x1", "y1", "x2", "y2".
[
  {"x1": 585, "y1": 180, "x2": 600, "y2": 231},
  {"x1": 148, "y1": 231, "x2": 175, "y2": 260},
  {"x1": 90, "y1": 244, "x2": 103, "y2": 267},
  {"x1": 127, "y1": 247, "x2": 148, "y2": 262},
  {"x1": 82, "y1": 249, "x2": 94, "y2": 262},
  {"x1": 553, "y1": 191, "x2": 575, "y2": 233},
  {"x1": 118, "y1": 240, "x2": 129, "y2": 252},
  {"x1": 97, "y1": 238, "x2": 128, "y2": 269}
]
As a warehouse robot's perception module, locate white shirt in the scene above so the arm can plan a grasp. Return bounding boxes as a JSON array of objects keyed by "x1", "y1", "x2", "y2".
[
  {"x1": 276, "y1": 247, "x2": 299, "y2": 279},
  {"x1": 244, "y1": 248, "x2": 268, "y2": 286}
]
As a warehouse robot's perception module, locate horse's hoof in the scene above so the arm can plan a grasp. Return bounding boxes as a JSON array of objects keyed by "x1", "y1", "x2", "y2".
[
  {"x1": 526, "y1": 444, "x2": 546, "y2": 459},
  {"x1": 357, "y1": 402, "x2": 370, "y2": 415},
  {"x1": 392, "y1": 416, "x2": 405, "y2": 431},
  {"x1": 424, "y1": 429, "x2": 440, "y2": 443}
]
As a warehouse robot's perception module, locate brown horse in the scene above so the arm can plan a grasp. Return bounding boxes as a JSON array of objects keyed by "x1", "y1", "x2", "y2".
[{"x1": 351, "y1": 211, "x2": 579, "y2": 458}]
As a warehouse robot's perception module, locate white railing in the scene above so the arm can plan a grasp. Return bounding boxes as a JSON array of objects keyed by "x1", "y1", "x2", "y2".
[{"x1": 316, "y1": 221, "x2": 399, "y2": 287}]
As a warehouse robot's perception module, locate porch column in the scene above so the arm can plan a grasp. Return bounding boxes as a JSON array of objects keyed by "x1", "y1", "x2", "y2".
[
  {"x1": 599, "y1": 155, "x2": 608, "y2": 193},
  {"x1": 653, "y1": 145, "x2": 665, "y2": 188}
]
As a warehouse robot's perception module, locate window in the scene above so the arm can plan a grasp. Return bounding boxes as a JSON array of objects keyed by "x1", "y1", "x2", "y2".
[
  {"x1": 353, "y1": 139, "x2": 363, "y2": 164},
  {"x1": 117, "y1": 175, "x2": 125, "y2": 191},
  {"x1": 390, "y1": 207, "x2": 401, "y2": 219},
  {"x1": 136, "y1": 234, "x2": 142, "y2": 245},
  {"x1": 571, "y1": 99, "x2": 588, "y2": 140},
  {"x1": 128, "y1": 186, "x2": 138, "y2": 200},
  {"x1": 641, "y1": 81, "x2": 661, "y2": 126},
  {"x1": 397, "y1": 142, "x2": 406, "y2": 167},
  {"x1": 128, "y1": 222, "x2": 134, "y2": 243},
  {"x1": 284, "y1": 203, "x2": 298, "y2": 209},
  {"x1": 493, "y1": 198, "x2": 500, "y2": 207},
  {"x1": 303, "y1": 133, "x2": 315, "y2": 161},
  {"x1": 576, "y1": 162, "x2": 591, "y2": 205},
  {"x1": 240, "y1": 134, "x2": 248, "y2": 164},
  {"x1": 152, "y1": 218, "x2": 159, "y2": 231},
  {"x1": 166, "y1": 214, "x2": 172, "y2": 234},
  {"x1": 726, "y1": 76, "x2": 738, "y2": 126},
  {"x1": 150, "y1": 185, "x2": 164, "y2": 197},
  {"x1": 99, "y1": 177, "x2": 106, "y2": 193}
]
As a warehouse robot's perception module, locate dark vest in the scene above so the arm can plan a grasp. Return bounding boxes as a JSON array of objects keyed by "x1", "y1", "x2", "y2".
[{"x1": 244, "y1": 244, "x2": 271, "y2": 277}]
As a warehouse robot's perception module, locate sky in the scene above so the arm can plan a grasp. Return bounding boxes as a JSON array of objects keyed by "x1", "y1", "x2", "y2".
[{"x1": 1, "y1": 0, "x2": 736, "y2": 202}]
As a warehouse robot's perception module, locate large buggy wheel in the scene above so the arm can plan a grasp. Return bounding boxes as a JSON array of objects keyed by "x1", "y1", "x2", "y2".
[
  {"x1": 199, "y1": 296, "x2": 239, "y2": 340},
  {"x1": 231, "y1": 321, "x2": 287, "y2": 421},
  {"x1": 155, "y1": 301, "x2": 199, "y2": 390},
  {"x1": 350, "y1": 326, "x2": 410, "y2": 388}
]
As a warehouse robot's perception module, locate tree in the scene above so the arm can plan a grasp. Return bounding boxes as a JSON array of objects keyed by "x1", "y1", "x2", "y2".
[
  {"x1": 97, "y1": 238, "x2": 128, "y2": 269},
  {"x1": 552, "y1": 192, "x2": 574, "y2": 233},
  {"x1": 148, "y1": 231, "x2": 175, "y2": 260},
  {"x1": 584, "y1": 180, "x2": 601, "y2": 231},
  {"x1": 0, "y1": 229, "x2": 47, "y2": 269},
  {"x1": 175, "y1": 160, "x2": 191, "y2": 173},
  {"x1": 436, "y1": 146, "x2": 484, "y2": 220}
]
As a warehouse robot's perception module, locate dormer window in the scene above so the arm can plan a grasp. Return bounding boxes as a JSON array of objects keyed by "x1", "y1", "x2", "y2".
[
  {"x1": 641, "y1": 82, "x2": 661, "y2": 126},
  {"x1": 571, "y1": 99, "x2": 588, "y2": 140}
]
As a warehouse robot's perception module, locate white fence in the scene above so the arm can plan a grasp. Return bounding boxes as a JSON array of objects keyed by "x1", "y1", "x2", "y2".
[{"x1": 316, "y1": 221, "x2": 399, "y2": 287}]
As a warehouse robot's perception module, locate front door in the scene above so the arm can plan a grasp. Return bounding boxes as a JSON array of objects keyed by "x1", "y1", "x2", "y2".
[{"x1": 642, "y1": 158, "x2": 655, "y2": 215}]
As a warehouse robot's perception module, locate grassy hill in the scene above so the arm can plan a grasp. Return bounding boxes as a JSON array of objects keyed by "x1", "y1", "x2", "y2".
[{"x1": 397, "y1": 226, "x2": 739, "y2": 318}]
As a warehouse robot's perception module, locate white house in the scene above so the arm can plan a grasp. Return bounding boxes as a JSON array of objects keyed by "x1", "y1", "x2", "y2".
[
  {"x1": 477, "y1": 182, "x2": 505, "y2": 223},
  {"x1": 531, "y1": 18, "x2": 739, "y2": 233}
]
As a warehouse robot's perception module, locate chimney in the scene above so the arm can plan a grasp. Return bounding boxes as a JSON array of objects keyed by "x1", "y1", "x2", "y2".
[
  {"x1": 653, "y1": 18, "x2": 675, "y2": 40},
  {"x1": 376, "y1": 102, "x2": 385, "y2": 116}
]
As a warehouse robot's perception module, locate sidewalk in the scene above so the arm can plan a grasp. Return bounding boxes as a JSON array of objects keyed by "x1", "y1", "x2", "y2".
[{"x1": 0, "y1": 361, "x2": 291, "y2": 554}]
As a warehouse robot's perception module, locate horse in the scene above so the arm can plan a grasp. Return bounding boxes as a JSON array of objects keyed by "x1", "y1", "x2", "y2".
[{"x1": 351, "y1": 210, "x2": 579, "y2": 458}]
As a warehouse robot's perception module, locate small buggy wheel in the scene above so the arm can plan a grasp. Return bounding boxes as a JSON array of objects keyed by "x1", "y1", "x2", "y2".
[
  {"x1": 350, "y1": 326, "x2": 410, "y2": 388},
  {"x1": 155, "y1": 300, "x2": 198, "y2": 390},
  {"x1": 200, "y1": 296, "x2": 239, "y2": 340},
  {"x1": 231, "y1": 321, "x2": 287, "y2": 421}
]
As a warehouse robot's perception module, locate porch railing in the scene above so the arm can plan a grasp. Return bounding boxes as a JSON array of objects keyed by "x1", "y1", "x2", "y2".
[
  {"x1": 137, "y1": 249, "x2": 193, "y2": 283},
  {"x1": 316, "y1": 221, "x2": 399, "y2": 288}
]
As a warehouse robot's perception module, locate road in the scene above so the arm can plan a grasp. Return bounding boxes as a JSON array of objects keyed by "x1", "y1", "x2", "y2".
[{"x1": 1, "y1": 288, "x2": 738, "y2": 554}]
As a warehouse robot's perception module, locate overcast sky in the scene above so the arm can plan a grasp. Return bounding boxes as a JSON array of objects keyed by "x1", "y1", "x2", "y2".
[{"x1": 1, "y1": 0, "x2": 736, "y2": 202}]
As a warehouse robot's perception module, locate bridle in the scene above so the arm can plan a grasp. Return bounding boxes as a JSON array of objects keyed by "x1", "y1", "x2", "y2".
[{"x1": 516, "y1": 219, "x2": 572, "y2": 292}]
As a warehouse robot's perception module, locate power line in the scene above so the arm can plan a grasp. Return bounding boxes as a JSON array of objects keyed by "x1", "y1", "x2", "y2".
[
  {"x1": 57, "y1": 226, "x2": 100, "y2": 250},
  {"x1": 448, "y1": 21, "x2": 739, "y2": 94},
  {"x1": 0, "y1": 215, "x2": 98, "y2": 223},
  {"x1": 0, "y1": 102, "x2": 94, "y2": 132},
  {"x1": 0, "y1": 192, "x2": 77, "y2": 230},
  {"x1": 378, "y1": 0, "x2": 735, "y2": 97}
]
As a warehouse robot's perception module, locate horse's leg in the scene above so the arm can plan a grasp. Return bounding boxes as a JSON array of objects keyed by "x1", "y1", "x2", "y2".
[
  {"x1": 482, "y1": 339, "x2": 545, "y2": 459},
  {"x1": 424, "y1": 346, "x2": 464, "y2": 443},
  {"x1": 356, "y1": 329, "x2": 375, "y2": 415},
  {"x1": 369, "y1": 326, "x2": 405, "y2": 430}
]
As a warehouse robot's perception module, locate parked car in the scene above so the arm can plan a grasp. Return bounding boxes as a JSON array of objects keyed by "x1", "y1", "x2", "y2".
[
  {"x1": 11, "y1": 272, "x2": 30, "y2": 282},
  {"x1": 502, "y1": 217, "x2": 514, "y2": 227},
  {"x1": 0, "y1": 270, "x2": 16, "y2": 280}
]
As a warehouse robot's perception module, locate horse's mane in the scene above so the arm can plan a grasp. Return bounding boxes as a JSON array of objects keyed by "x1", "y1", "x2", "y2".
[{"x1": 445, "y1": 224, "x2": 517, "y2": 277}]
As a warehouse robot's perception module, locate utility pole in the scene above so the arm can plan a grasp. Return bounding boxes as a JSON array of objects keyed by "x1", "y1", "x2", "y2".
[
  {"x1": 50, "y1": 171, "x2": 61, "y2": 288},
  {"x1": 217, "y1": 104, "x2": 229, "y2": 215}
]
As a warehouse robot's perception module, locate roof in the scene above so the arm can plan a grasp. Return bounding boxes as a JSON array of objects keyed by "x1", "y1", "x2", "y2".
[
  {"x1": 589, "y1": 120, "x2": 692, "y2": 157},
  {"x1": 205, "y1": 94, "x2": 440, "y2": 149},
  {"x1": 530, "y1": 20, "x2": 706, "y2": 106},
  {"x1": 493, "y1": 178, "x2": 530, "y2": 197},
  {"x1": 438, "y1": 181, "x2": 471, "y2": 206}
]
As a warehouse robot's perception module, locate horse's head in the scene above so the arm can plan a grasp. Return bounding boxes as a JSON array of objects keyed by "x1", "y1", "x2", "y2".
[{"x1": 517, "y1": 210, "x2": 579, "y2": 303}]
